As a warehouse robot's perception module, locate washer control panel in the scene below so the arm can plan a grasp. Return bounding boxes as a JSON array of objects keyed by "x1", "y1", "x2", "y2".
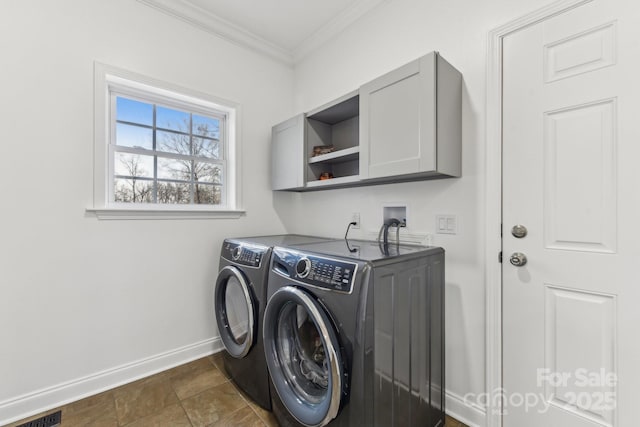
[
  {"x1": 272, "y1": 248, "x2": 358, "y2": 293},
  {"x1": 222, "y1": 241, "x2": 267, "y2": 268}
]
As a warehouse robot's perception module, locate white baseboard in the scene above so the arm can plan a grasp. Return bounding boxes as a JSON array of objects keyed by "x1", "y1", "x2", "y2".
[
  {"x1": 0, "y1": 337, "x2": 224, "y2": 426},
  {"x1": 2, "y1": 337, "x2": 489, "y2": 427},
  {"x1": 446, "y1": 389, "x2": 487, "y2": 427}
]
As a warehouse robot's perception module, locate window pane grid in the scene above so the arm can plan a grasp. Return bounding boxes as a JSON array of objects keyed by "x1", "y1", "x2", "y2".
[
  {"x1": 116, "y1": 120, "x2": 154, "y2": 130},
  {"x1": 113, "y1": 175, "x2": 155, "y2": 180},
  {"x1": 114, "y1": 145, "x2": 224, "y2": 165},
  {"x1": 111, "y1": 150, "x2": 226, "y2": 204},
  {"x1": 155, "y1": 126, "x2": 191, "y2": 137},
  {"x1": 112, "y1": 95, "x2": 225, "y2": 206}
]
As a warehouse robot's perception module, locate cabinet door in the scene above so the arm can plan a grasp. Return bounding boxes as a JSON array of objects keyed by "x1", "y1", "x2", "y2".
[
  {"x1": 271, "y1": 114, "x2": 305, "y2": 190},
  {"x1": 359, "y1": 53, "x2": 437, "y2": 180}
]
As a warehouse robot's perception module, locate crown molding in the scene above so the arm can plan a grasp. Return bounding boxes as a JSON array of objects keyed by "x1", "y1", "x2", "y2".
[
  {"x1": 137, "y1": 0, "x2": 294, "y2": 65},
  {"x1": 137, "y1": 0, "x2": 386, "y2": 67},
  {"x1": 292, "y1": 0, "x2": 387, "y2": 62}
]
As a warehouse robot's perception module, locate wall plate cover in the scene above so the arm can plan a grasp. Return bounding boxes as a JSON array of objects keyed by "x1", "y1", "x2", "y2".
[
  {"x1": 436, "y1": 214, "x2": 457, "y2": 234},
  {"x1": 383, "y1": 205, "x2": 407, "y2": 227},
  {"x1": 351, "y1": 212, "x2": 361, "y2": 229}
]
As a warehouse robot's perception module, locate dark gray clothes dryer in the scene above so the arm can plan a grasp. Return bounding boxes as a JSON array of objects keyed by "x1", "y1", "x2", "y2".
[
  {"x1": 263, "y1": 239, "x2": 445, "y2": 427},
  {"x1": 214, "y1": 235, "x2": 335, "y2": 410}
]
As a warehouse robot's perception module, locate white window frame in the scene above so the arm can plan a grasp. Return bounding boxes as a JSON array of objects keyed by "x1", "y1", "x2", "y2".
[{"x1": 88, "y1": 62, "x2": 244, "y2": 220}]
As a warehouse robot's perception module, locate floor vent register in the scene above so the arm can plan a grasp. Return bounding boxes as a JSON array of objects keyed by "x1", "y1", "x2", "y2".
[{"x1": 16, "y1": 410, "x2": 61, "y2": 427}]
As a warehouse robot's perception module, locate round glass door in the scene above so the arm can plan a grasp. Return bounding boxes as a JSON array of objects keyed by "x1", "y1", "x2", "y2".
[
  {"x1": 215, "y1": 266, "x2": 255, "y2": 358},
  {"x1": 263, "y1": 286, "x2": 344, "y2": 427}
]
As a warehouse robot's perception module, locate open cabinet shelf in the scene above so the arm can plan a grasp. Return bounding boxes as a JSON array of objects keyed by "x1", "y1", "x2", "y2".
[
  {"x1": 308, "y1": 146, "x2": 360, "y2": 164},
  {"x1": 305, "y1": 91, "x2": 360, "y2": 184}
]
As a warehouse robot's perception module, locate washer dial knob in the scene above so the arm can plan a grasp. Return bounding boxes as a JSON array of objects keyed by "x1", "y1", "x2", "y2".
[
  {"x1": 232, "y1": 246, "x2": 242, "y2": 261},
  {"x1": 295, "y1": 258, "x2": 312, "y2": 278}
]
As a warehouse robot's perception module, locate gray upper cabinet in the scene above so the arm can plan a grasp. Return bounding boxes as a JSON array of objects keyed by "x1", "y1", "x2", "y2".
[
  {"x1": 271, "y1": 114, "x2": 305, "y2": 190},
  {"x1": 271, "y1": 92, "x2": 360, "y2": 191},
  {"x1": 271, "y1": 51, "x2": 461, "y2": 191},
  {"x1": 359, "y1": 52, "x2": 462, "y2": 181}
]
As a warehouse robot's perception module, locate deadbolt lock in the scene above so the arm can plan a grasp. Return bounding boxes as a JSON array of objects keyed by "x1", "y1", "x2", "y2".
[{"x1": 511, "y1": 224, "x2": 528, "y2": 238}]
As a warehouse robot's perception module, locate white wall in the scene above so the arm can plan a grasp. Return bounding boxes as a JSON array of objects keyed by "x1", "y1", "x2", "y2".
[
  {"x1": 0, "y1": 0, "x2": 292, "y2": 423},
  {"x1": 283, "y1": 0, "x2": 552, "y2": 425},
  {"x1": 0, "y1": 0, "x2": 573, "y2": 425}
]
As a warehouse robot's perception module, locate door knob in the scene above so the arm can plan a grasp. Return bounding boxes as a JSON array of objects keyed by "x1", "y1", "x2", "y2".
[
  {"x1": 509, "y1": 252, "x2": 527, "y2": 267},
  {"x1": 511, "y1": 224, "x2": 528, "y2": 238}
]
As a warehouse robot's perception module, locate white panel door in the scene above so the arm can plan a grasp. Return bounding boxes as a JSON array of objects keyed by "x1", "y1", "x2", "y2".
[{"x1": 502, "y1": 1, "x2": 640, "y2": 426}]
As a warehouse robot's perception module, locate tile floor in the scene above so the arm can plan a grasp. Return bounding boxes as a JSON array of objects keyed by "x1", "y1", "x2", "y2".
[{"x1": 7, "y1": 353, "x2": 468, "y2": 427}]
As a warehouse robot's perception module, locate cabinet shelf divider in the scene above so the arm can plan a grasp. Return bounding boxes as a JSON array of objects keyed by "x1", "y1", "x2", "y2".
[{"x1": 308, "y1": 146, "x2": 360, "y2": 164}]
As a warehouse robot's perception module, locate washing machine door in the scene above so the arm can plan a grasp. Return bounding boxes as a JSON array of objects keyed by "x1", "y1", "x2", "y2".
[
  {"x1": 215, "y1": 266, "x2": 255, "y2": 358},
  {"x1": 263, "y1": 285, "x2": 344, "y2": 427}
]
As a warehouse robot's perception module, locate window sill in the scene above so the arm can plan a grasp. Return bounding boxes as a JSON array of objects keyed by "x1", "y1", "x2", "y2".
[{"x1": 86, "y1": 207, "x2": 246, "y2": 220}]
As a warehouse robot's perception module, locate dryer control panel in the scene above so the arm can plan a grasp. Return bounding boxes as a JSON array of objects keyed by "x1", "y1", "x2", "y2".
[
  {"x1": 272, "y1": 248, "x2": 358, "y2": 294},
  {"x1": 222, "y1": 241, "x2": 267, "y2": 268}
]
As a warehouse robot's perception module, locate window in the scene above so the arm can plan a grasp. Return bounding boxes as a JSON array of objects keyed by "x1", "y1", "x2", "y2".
[
  {"x1": 112, "y1": 95, "x2": 225, "y2": 205},
  {"x1": 91, "y1": 63, "x2": 242, "y2": 219}
]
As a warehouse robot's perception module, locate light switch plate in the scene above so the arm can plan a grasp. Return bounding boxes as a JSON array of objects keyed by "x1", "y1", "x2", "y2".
[{"x1": 436, "y1": 215, "x2": 457, "y2": 234}]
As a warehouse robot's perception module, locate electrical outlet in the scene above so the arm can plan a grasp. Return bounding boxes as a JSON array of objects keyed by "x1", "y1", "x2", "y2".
[{"x1": 351, "y1": 212, "x2": 360, "y2": 229}]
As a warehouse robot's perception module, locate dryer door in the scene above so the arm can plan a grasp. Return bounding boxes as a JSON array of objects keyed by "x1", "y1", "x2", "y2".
[
  {"x1": 263, "y1": 286, "x2": 344, "y2": 427},
  {"x1": 215, "y1": 266, "x2": 255, "y2": 358}
]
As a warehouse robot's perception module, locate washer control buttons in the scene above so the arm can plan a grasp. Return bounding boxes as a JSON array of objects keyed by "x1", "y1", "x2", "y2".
[
  {"x1": 225, "y1": 243, "x2": 264, "y2": 267},
  {"x1": 300, "y1": 257, "x2": 356, "y2": 292},
  {"x1": 296, "y1": 258, "x2": 312, "y2": 278}
]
